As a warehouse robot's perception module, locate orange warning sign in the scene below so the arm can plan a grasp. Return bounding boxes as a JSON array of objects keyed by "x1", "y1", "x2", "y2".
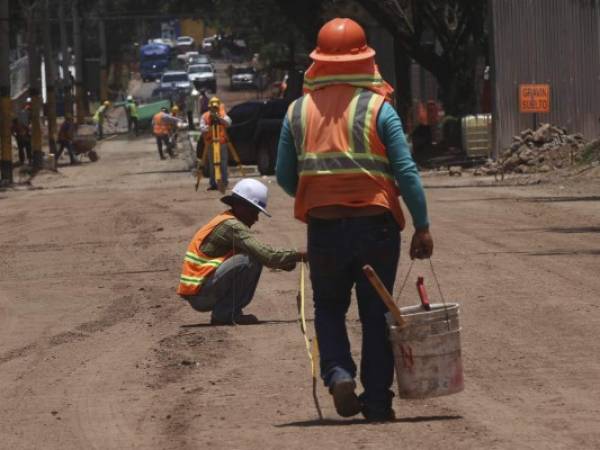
[{"x1": 519, "y1": 84, "x2": 550, "y2": 113}]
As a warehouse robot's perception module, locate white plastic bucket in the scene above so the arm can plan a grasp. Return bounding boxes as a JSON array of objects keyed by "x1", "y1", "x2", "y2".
[{"x1": 388, "y1": 303, "x2": 464, "y2": 399}]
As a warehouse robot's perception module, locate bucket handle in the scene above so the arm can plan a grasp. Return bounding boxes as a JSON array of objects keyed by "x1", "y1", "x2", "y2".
[{"x1": 396, "y1": 259, "x2": 451, "y2": 329}]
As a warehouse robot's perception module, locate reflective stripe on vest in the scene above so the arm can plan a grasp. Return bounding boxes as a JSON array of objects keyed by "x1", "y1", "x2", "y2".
[
  {"x1": 288, "y1": 85, "x2": 405, "y2": 228},
  {"x1": 289, "y1": 88, "x2": 392, "y2": 177},
  {"x1": 298, "y1": 151, "x2": 394, "y2": 180},
  {"x1": 176, "y1": 212, "x2": 235, "y2": 296}
]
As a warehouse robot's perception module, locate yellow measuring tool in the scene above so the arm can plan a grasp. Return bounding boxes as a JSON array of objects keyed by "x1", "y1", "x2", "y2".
[
  {"x1": 224, "y1": 131, "x2": 245, "y2": 177},
  {"x1": 211, "y1": 121, "x2": 226, "y2": 193},
  {"x1": 296, "y1": 262, "x2": 323, "y2": 420}
]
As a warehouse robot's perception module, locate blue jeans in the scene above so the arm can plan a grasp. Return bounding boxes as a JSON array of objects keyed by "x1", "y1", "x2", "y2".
[
  {"x1": 208, "y1": 143, "x2": 228, "y2": 189},
  {"x1": 308, "y1": 213, "x2": 400, "y2": 411},
  {"x1": 184, "y1": 254, "x2": 262, "y2": 322}
]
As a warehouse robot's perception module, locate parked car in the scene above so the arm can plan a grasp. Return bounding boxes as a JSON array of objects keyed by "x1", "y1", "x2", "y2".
[
  {"x1": 177, "y1": 50, "x2": 199, "y2": 64},
  {"x1": 202, "y1": 37, "x2": 215, "y2": 52},
  {"x1": 187, "y1": 54, "x2": 212, "y2": 67},
  {"x1": 226, "y1": 98, "x2": 291, "y2": 174},
  {"x1": 159, "y1": 71, "x2": 192, "y2": 94},
  {"x1": 187, "y1": 64, "x2": 217, "y2": 92},
  {"x1": 176, "y1": 36, "x2": 195, "y2": 52},
  {"x1": 230, "y1": 67, "x2": 257, "y2": 90}
]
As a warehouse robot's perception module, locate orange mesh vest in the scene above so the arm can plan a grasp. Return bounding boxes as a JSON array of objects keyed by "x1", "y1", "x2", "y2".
[
  {"x1": 153, "y1": 113, "x2": 170, "y2": 136},
  {"x1": 288, "y1": 85, "x2": 405, "y2": 228},
  {"x1": 177, "y1": 211, "x2": 235, "y2": 296},
  {"x1": 202, "y1": 106, "x2": 228, "y2": 144}
]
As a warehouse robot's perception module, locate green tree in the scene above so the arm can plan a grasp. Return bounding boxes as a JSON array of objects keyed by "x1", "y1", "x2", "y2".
[{"x1": 357, "y1": 0, "x2": 488, "y2": 115}]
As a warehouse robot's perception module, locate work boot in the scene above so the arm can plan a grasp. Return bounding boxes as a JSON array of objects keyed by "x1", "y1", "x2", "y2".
[
  {"x1": 328, "y1": 370, "x2": 361, "y2": 418},
  {"x1": 210, "y1": 314, "x2": 259, "y2": 326},
  {"x1": 361, "y1": 404, "x2": 396, "y2": 423}
]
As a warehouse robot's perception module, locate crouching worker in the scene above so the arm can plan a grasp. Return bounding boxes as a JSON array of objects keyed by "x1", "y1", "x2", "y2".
[{"x1": 176, "y1": 178, "x2": 305, "y2": 325}]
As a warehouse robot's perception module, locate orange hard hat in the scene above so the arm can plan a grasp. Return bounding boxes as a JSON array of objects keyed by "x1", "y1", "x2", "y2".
[{"x1": 310, "y1": 18, "x2": 375, "y2": 62}]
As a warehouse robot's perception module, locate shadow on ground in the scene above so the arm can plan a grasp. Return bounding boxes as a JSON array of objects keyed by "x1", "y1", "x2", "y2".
[{"x1": 276, "y1": 415, "x2": 463, "y2": 427}]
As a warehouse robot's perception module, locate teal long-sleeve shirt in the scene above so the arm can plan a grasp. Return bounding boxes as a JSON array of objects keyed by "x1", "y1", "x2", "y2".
[{"x1": 275, "y1": 101, "x2": 430, "y2": 229}]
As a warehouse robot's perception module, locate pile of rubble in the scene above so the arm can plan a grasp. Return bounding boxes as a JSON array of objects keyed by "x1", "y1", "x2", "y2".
[{"x1": 474, "y1": 123, "x2": 588, "y2": 176}]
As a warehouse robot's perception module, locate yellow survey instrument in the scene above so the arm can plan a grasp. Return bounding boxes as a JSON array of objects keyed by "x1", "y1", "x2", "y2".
[
  {"x1": 211, "y1": 120, "x2": 226, "y2": 193},
  {"x1": 224, "y1": 131, "x2": 245, "y2": 177},
  {"x1": 297, "y1": 262, "x2": 323, "y2": 420}
]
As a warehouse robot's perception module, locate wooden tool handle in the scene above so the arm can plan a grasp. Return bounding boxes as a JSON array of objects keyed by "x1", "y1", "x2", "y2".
[{"x1": 363, "y1": 265, "x2": 407, "y2": 328}]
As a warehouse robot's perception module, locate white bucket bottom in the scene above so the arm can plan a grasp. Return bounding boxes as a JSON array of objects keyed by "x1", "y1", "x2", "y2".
[{"x1": 388, "y1": 303, "x2": 464, "y2": 399}]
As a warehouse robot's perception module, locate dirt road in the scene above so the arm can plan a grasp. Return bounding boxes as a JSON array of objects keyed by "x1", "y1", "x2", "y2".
[{"x1": 1, "y1": 126, "x2": 599, "y2": 449}]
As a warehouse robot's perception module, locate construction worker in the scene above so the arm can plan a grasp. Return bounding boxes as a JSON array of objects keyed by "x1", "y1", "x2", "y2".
[
  {"x1": 276, "y1": 18, "x2": 433, "y2": 422},
  {"x1": 200, "y1": 96, "x2": 231, "y2": 191},
  {"x1": 186, "y1": 89, "x2": 199, "y2": 130},
  {"x1": 55, "y1": 114, "x2": 78, "y2": 165},
  {"x1": 11, "y1": 100, "x2": 32, "y2": 165},
  {"x1": 170, "y1": 104, "x2": 181, "y2": 149},
  {"x1": 176, "y1": 178, "x2": 305, "y2": 325},
  {"x1": 93, "y1": 100, "x2": 110, "y2": 140},
  {"x1": 125, "y1": 95, "x2": 139, "y2": 136},
  {"x1": 152, "y1": 106, "x2": 180, "y2": 160}
]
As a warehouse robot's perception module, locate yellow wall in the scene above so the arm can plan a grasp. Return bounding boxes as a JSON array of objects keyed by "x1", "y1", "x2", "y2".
[{"x1": 180, "y1": 19, "x2": 218, "y2": 45}]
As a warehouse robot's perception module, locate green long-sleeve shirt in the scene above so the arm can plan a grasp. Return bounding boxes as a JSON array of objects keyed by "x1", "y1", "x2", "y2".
[{"x1": 200, "y1": 216, "x2": 301, "y2": 270}]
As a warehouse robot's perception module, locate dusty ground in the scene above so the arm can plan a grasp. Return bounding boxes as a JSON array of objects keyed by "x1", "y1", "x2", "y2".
[{"x1": 2, "y1": 81, "x2": 600, "y2": 448}]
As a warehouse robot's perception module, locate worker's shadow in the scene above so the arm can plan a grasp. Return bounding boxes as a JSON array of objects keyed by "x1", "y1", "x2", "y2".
[
  {"x1": 276, "y1": 415, "x2": 462, "y2": 427},
  {"x1": 180, "y1": 319, "x2": 310, "y2": 329}
]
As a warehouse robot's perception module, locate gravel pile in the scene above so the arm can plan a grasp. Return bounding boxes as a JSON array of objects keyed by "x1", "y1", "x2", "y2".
[{"x1": 474, "y1": 123, "x2": 589, "y2": 176}]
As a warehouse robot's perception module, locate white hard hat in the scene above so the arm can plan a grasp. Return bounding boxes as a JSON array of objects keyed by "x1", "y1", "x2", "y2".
[
  {"x1": 191, "y1": 89, "x2": 199, "y2": 96},
  {"x1": 221, "y1": 178, "x2": 271, "y2": 217},
  {"x1": 26, "y1": 97, "x2": 31, "y2": 102},
  {"x1": 127, "y1": 95, "x2": 133, "y2": 101}
]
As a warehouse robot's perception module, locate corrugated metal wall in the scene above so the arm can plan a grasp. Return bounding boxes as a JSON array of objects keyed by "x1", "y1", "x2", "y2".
[{"x1": 491, "y1": 0, "x2": 600, "y2": 156}]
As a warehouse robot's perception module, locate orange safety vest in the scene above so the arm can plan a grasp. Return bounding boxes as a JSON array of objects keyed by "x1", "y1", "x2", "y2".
[
  {"x1": 177, "y1": 211, "x2": 235, "y2": 296},
  {"x1": 153, "y1": 112, "x2": 170, "y2": 136},
  {"x1": 202, "y1": 107, "x2": 228, "y2": 144},
  {"x1": 288, "y1": 85, "x2": 405, "y2": 228}
]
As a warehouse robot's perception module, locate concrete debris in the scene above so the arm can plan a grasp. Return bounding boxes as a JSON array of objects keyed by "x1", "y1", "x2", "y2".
[
  {"x1": 477, "y1": 123, "x2": 589, "y2": 175},
  {"x1": 448, "y1": 166, "x2": 463, "y2": 176}
]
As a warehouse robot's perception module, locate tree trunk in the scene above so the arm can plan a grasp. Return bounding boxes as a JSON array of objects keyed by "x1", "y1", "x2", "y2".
[
  {"x1": 58, "y1": 0, "x2": 73, "y2": 118},
  {"x1": 72, "y1": 0, "x2": 85, "y2": 125},
  {"x1": 98, "y1": 0, "x2": 108, "y2": 102},
  {"x1": 0, "y1": 0, "x2": 12, "y2": 183},
  {"x1": 27, "y1": 7, "x2": 43, "y2": 170},
  {"x1": 43, "y1": 0, "x2": 57, "y2": 156}
]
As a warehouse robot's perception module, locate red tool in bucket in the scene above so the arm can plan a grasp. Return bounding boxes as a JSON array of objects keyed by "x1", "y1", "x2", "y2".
[{"x1": 363, "y1": 263, "x2": 464, "y2": 399}]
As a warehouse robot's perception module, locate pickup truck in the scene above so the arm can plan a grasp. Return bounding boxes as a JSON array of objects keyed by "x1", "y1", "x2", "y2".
[{"x1": 226, "y1": 98, "x2": 291, "y2": 175}]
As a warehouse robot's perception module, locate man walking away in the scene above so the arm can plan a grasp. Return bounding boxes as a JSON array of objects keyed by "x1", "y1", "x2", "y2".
[
  {"x1": 152, "y1": 107, "x2": 180, "y2": 160},
  {"x1": 276, "y1": 18, "x2": 433, "y2": 422},
  {"x1": 55, "y1": 114, "x2": 78, "y2": 165},
  {"x1": 11, "y1": 103, "x2": 32, "y2": 165},
  {"x1": 177, "y1": 178, "x2": 304, "y2": 325},
  {"x1": 200, "y1": 97, "x2": 231, "y2": 191},
  {"x1": 125, "y1": 95, "x2": 139, "y2": 136}
]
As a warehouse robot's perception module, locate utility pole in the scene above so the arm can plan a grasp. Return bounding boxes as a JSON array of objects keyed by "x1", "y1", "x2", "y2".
[
  {"x1": 98, "y1": 0, "x2": 108, "y2": 102},
  {"x1": 58, "y1": 0, "x2": 72, "y2": 117},
  {"x1": 27, "y1": 2, "x2": 43, "y2": 170},
  {"x1": 43, "y1": 0, "x2": 57, "y2": 156},
  {"x1": 72, "y1": 0, "x2": 85, "y2": 124},
  {"x1": 0, "y1": 0, "x2": 12, "y2": 183}
]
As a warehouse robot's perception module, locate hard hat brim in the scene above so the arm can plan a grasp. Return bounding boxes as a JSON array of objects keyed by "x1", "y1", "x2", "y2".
[
  {"x1": 221, "y1": 193, "x2": 271, "y2": 217},
  {"x1": 309, "y1": 46, "x2": 375, "y2": 62}
]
